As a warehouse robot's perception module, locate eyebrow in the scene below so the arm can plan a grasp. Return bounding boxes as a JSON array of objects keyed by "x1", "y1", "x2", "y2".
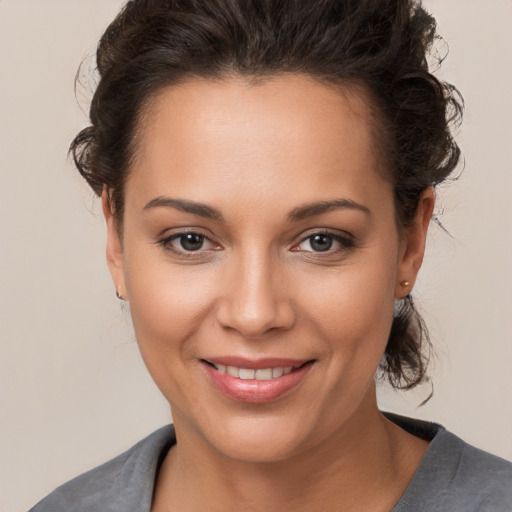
[
  {"x1": 143, "y1": 196, "x2": 371, "y2": 222},
  {"x1": 287, "y1": 198, "x2": 371, "y2": 221},
  {"x1": 143, "y1": 197, "x2": 224, "y2": 221}
]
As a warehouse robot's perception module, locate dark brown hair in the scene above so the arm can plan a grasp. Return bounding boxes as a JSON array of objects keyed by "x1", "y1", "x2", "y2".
[{"x1": 71, "y1": 0, "x2": 463, "y2": 390}]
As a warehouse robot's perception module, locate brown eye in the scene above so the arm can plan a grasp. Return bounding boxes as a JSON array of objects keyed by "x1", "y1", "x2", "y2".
[
  {"x1": 160, "y1": 232, "x2": 212, "y2": 253},
  {"x1": 179, "y1": 233, "x2": 205, "y2": 251},
  {"x1": 159, "y1": 231, "x2": 222, "y2": 257}
]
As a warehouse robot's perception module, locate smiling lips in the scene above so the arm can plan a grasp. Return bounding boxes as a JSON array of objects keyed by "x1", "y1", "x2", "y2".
[
  {"x1": 214, "y1": 363, "x2": 295, "y2": 380},
  {"x1": 201, "y1": 358, "x2": 314, "y2": 403}
]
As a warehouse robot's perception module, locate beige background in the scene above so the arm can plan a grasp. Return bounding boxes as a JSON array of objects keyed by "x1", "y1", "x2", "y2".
[{"x1": 1, "y1": 1, "x2": 511, "y2": 511}]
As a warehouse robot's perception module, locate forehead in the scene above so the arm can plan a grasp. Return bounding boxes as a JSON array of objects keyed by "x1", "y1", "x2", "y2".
[{"x1": 127, "y1": 74, "x2": 390, "y2": 215}]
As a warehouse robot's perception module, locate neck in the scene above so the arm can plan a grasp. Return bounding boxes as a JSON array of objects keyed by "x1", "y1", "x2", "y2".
[{"x1": 152, "y1": 390, "x2": 428, "y2": 512}]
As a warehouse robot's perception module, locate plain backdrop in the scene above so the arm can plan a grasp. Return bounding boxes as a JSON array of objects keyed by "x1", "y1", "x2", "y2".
[{"x1": 1, "y1": 1, "x2": 511, "y2": 511}]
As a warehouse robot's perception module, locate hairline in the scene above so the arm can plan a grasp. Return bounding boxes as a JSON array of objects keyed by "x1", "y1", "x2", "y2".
[{"x1": 115, "y1": 71, "x2": 399, "y2": 232}]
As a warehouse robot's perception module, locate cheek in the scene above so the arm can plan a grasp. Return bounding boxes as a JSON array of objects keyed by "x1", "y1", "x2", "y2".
[
  {"x1": 122, "y1": 244, "x2": 217, "y2": 358},
  {"x1": 298, "y1": 251, "x2": 398, "y2": 362},
  {"x1": 123, "y1": 258, "x2": 221, "y2": 405}
]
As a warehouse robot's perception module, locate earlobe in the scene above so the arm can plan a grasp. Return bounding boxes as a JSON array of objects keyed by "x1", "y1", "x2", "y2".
[
  {"x1": 101, "y1": 188, "x2": 127, "y2": 300},
  {"x1": 395, "y1": 187, "x2": 435, "y2": 299}
]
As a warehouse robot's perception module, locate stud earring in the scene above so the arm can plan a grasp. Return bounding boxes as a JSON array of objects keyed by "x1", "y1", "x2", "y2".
[
  {"x1": 116, "y1": 288, "x2": 125, "y2": 301},
  {"x1": 400, "y1": 280, "x2": 411, "y2": 287}
]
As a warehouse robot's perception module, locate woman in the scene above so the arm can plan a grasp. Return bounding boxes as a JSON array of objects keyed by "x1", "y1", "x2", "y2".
[{"x1": 28, "y1": 0, "x2": 512, "y2": 510}]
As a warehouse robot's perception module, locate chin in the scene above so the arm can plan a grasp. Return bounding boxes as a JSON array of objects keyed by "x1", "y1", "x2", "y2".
[
  {"x1": 215, "y1": 428, "x2": 310, "y2": 463},
  {"x1": 189, "y1": 409, "x2": 322, "y2": 464}
]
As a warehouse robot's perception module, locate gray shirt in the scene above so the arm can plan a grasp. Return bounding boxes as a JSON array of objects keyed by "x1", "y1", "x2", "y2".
[{"x1": 28, "y1": 414, "x2": 512, "y2": 511}]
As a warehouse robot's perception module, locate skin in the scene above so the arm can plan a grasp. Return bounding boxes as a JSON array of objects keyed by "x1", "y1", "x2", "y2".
[{"x1": 103, "y1": 74, "x2": 434, "y2": 511}]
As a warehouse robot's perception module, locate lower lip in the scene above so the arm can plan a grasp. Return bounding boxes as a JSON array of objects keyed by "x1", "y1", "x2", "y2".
[{"x1": 201, "y1": 361, "x2": 314, "y2": 404}]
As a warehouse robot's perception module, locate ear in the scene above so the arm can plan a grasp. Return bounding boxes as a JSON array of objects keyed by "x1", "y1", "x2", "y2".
[
  {"x1": 395, "y1": 187, "x2": 435, "y2": 299},
  {"x1": 102, "y1": 188, "x2": 127, "y2": 301}
]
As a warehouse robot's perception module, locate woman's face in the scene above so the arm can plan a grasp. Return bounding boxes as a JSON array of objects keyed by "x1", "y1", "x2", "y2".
[{"x1": 105, "y1": 74, "x2": 431, "y2": 462}]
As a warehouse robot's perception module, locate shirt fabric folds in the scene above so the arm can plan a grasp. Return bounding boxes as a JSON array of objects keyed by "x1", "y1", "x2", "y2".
[{"x1": 29, "y1": 413, "x2": 512, "y2": 511}]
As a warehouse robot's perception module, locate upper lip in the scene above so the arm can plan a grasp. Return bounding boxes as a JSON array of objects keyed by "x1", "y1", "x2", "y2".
[{"x1": 201, "y1": 356, "x2": 313, "y2": 369}]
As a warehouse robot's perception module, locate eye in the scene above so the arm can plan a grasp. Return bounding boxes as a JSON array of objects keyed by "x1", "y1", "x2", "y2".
[
  {"x1": 175, "y1": 233, "x2": 207, "y2": 251},
  {"x1": 293, "y1": 231, "x2": 355, "y2": 254},
  {"x1": 305, "y1": 234, "x2": 334, "y2": 252},
  {"x1": 159, "y1": 231, "x2": 220, "y2": 255}
]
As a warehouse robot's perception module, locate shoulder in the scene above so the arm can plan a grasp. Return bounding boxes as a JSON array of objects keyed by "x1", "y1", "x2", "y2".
[
  {"x1": 388, "y1": 414, "x2": 512, "y2": 512},
  {"x1": 430, "y1": 429, "x2": 512, "y2": 509},
  {"x1": 28, "y1": 425, "x2": 175, "y2": 512}
]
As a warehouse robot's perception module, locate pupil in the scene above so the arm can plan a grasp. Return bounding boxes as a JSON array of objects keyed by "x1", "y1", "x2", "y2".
[
  {"x1": 181, "y1": 233, "x2": 204, "y2": 251},
  {"x1": 311, "y1": 234, "x2": 332, "y2": 252}
]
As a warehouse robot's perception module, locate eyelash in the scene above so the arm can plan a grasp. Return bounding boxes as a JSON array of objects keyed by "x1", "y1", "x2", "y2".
[
  {"x1": 158, "y1": 231, "x2": 219, "y2": 258},
  {"x1": 293, "y1": 231, "x2": 356, "y2": 254},
  {"x1": 158, "y1": 229, "x2": 356, "y2": 258}
]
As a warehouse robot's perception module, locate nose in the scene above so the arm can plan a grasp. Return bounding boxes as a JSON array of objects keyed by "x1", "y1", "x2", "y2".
[{"x1": 215, "y1": 251, "x2": 296, "y2": 338}]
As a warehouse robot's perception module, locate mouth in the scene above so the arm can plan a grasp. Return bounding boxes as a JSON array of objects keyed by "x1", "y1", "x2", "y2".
[
  {"x1": 202, "y1": 360, "x2": 312, "y2": 380},
  {"x1": 200, "y1": 358, "x2": 315, "y2": 403}
]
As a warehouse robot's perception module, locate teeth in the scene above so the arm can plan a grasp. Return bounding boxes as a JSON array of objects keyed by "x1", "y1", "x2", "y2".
[
  {"x1": 212, "y1": 363, "x2": 302, "y2": 380},
  {"x1": 239, "y1": 369, "x2": 255, "y2": 380},
  {"x1": 255, "y1": 368, "x2": 272, "y2": 380},
  {"x1": 227, "y1": 366, "x2": 239, "y2": 378},
  {"x1": 272, "y1": 367, "x2": 284, "y2": 378}
]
